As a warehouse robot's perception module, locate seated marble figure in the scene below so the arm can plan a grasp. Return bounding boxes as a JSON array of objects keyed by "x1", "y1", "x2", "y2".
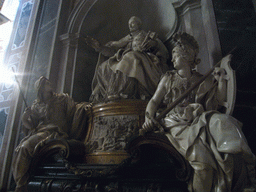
[
  {"x1": 12, "y1": 76, "x2": 90, "y2": 192},
  {"x1": 141, "y1": 32, "x2": 256, "y2": 192},
  {"x1": 86, "y1": 16, "x2": 169, "y2": 103}
]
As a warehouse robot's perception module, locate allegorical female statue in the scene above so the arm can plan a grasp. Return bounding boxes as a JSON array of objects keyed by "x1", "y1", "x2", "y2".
[
  {"x1": 141, "y1": 32, "x2": 256, "y2": 192},
  {"x1": 86, "y1": 16, "x2": 169, "y2": 103},
  {"x1": 12, "y1": 76, "x2": 77, "y2": 192}
]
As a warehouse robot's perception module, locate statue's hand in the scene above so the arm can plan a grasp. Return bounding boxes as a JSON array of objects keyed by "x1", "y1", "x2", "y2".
[
  {"x1": 105, "y1": 41, "x2": 116, "y2": 47},
  {"x1": 139, "y1": 117, "x2": 156, "y2": 136},
  {"x1": 141, "y1": 39, "x2": 157, "y2": 52},
  {"x1": 22, "y1": 107, "x2": 34, "y2": 130},
  {"x1": 213, "y1": 67, "x2": 226, "y2": 82},
  {"x1": 85, "y1": 36, "x2": 102, "y2": 51},
  {"x1": 22, "y1": 107, "x2": 32, "y2": 119}
]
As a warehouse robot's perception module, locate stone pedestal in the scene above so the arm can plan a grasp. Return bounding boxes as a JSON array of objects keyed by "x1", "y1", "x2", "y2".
[{"x1": 84, "y1": 99, "x2": 148, "y2": 164}]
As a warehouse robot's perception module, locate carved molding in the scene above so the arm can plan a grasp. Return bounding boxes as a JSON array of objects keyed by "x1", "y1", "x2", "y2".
[
  {"x1": 173, "y1": 0, "x2": 201, "y2": 16},
  {"x1": 59, "y1": 33, "x2": 80, "y2": 48},
  {"x1": 29, "y1": 139, "x2": 85, "y2": 175}
]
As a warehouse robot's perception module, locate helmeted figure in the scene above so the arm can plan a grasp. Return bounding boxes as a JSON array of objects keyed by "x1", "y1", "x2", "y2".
[{"x1": 141, "y1": 32, "x2": 256, "y2": 192}]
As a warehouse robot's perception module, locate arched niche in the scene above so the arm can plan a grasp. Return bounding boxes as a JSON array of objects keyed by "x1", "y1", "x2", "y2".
[{"x1": 59, "y1": 0, "x2": 177, "y2": 102}]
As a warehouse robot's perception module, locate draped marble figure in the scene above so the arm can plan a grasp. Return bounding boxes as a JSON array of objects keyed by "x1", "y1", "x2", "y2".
[
  {"x1": 141, "y1": 32, "x2": 256, "y2": 192},
  {"x1": 86, "y1": 16, "x2": 169, "y2": 103},
  {"x1": 12, "y1": 77, "x2": 77, "y2": 192}
]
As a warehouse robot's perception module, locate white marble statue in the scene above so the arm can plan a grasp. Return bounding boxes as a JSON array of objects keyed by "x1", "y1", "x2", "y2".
[
  {"x1": 141, "y1": 32, "x2": 256, "y2": 192},
  {"x1": 86, "y1": 16, "x2": 169, "y2": 103}
]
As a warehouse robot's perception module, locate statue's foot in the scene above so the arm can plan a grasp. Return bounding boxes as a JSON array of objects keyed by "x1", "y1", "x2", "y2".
[
  {"x1": 120, "y1": 93, "x2": 128, "y2": 99},
  {"x1": 107, "y1": 95, "x2": 120, "y2": 100}
]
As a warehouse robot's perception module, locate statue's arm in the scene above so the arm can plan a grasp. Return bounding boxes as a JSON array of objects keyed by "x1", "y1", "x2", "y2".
[
  {"x1": 143, "y1": 75, "x2": 167, "y2": 128},
  {"x1": 21, "y1": 107, "x2": 38, "y2": 135},
  {"x1": 85, "y1": 35, "x2": 131, "y2": 57},
  {"x1": 85, "y1": 36, "x2": 116, "y2": 57},
  {"x1": 65, "y1": 94, "x2": 77, "y2": 125},
  {"x1": 22, "y1": 107, "x2": 33, "y2": 129},
  {"x1": 105, "y1": 35, "x2": 131, "y2": 49},
  {"x1": 140, "y1": 75, "x2": 167, "y2": 135}
]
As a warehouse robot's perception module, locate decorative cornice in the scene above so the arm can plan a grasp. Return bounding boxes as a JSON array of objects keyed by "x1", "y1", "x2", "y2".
[{"x1": 172, "y1": 0, "x2": 201, "y2": 16}]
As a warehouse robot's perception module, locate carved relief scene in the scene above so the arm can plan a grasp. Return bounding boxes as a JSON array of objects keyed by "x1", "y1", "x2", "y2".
[{"x1": 4, "y1": 0, "x2": 256, "y2": 192}]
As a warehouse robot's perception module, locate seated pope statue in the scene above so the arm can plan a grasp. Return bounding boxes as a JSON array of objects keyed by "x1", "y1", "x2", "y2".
[
  {"x1": 86, "y1": 16, "x2": 169, "y2": 103},
  {"x1": 12, "y1": 76, "x2": 78, "y2": 192},
  {"x1": 141, "y1": 32, "x2": 256, "y2": 192}
]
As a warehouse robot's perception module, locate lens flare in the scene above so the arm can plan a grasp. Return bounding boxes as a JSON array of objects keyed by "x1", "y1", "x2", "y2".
[{"x1": 0, "y1": 65, "x2": 15, "y2": 87}]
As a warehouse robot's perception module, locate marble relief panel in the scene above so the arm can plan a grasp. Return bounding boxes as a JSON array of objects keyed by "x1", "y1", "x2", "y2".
[{"x1": 86, "y1": 115, "x2": 140, "y2": 153}]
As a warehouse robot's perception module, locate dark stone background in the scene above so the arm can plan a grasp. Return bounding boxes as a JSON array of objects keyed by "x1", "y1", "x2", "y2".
[{"x1": 213, "y1": 0, "x2": 256, "y2": 154}]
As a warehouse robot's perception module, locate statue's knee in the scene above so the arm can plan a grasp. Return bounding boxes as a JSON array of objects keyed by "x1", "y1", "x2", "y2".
[
  {"x1": 190, "y1": 162, "x2": 213, "y2": 174},
  {"x1": 209, "y1": 113, "x2": 235, "y2": 132},
  {"x1": 19, "y1": 140, "x2": 36, "y2": 156},
  {"x1": 211, "y1": 113, "x2": 229, "y2": 123}
]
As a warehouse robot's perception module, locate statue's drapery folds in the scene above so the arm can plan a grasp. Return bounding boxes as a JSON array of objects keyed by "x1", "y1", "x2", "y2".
[
  {"x1": 141, "y1": 32, "x2": 256, "y2": 191},
  {"x1": 162, "y1": 71, "x2": 255, "y2": 191},
  {"x1": 12, "y1": 77, "x2": 90, "y2": 192},
  {"x1": 12, "y1": 13, "x2": 255, "y2": 191},
  {"x1": 88, "y1": 16, "x2": 169, "y2": 103}
]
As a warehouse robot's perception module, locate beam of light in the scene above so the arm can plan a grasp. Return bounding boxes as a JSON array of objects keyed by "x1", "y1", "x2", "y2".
[
  {"x1": 0, "y1": 65, "x2": 16, "y2": 87},
  {"x1": 0, "y1": 23, "x2": 14, "y2": 88},
  {"x1": 1, "y1": 0, "x2": 20, "y2": 21},
  {"x1": 0, "y1": 0, "x2": 20, "y2": 88}
]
